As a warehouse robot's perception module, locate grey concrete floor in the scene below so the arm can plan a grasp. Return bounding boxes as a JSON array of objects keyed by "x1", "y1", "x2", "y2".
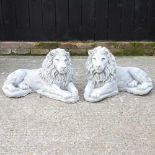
[{"x1": 0, "y1": 56, "x2": 155, "y2": 155}]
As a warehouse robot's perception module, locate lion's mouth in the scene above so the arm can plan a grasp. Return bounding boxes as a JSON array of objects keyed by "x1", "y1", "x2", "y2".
[
  {"x1": 59, "y1": 69, "x2": 67, "y2": 74},
  {"x1": 94, "y1": 68, "x2": 104, "y2": 73}
]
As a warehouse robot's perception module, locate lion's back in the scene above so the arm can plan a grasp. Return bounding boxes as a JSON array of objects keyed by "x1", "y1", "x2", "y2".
[
  {"x1": 6, "y1": 69, "x2": 29, "y2": 85},
  {"x1": 24, "y1": 69, "x2": 44, "y2": 90}
]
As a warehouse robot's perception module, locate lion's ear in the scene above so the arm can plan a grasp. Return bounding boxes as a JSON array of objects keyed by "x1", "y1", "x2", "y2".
[
  {"x1": 103, "y1": 47, "x2": 109, "y2": 51},
  {"x1": 46, "y1": 50, "x2": 53, "y2": 58},
  {"x1": 103, "y1": 47, "x2": 112, "y2": 55},
  {"x1": 66, "y1": 51, "x2": 70, "y2": 57},
  {"x1": 65, "y1": 48, "x2": 70, "y2": 56},
  {"x1": 49, "y1": 49, "x2": 55, "y2": 54},
  {"x1": 88, "y1": 50, "x2": 93, "y2": 56}
]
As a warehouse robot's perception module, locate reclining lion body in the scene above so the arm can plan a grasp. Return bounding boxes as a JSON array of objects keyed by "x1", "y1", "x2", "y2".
[
  {"x1": 84, "y1": 46, "x2": 153, "y2": 102},
  {"x1": 2, "y1": 48, "x2": 79, "y2": 103}
]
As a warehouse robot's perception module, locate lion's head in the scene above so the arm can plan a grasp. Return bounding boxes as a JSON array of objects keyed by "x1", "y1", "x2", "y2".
[
  {"x1": 39, "y1": 48, "x2": 73, "y2": 89},
  {"x1": 86, "y1": 46, "x2": 117, "y2": 87}
]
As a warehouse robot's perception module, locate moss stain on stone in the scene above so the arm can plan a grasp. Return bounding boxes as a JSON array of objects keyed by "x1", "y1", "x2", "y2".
[
  {"x1": 131, "y1": 42, "x2": 142, "y2": 48},
  {"x1": 113, "y1": 50, "x2": 124, "y2": 56},
  {"x1": 124, "y1": 48, "x2": 144, "y2": 56},
  {"x1": 35, "y1": 42, "x2": 58, "y2": 49},
  {"x1": 0, "y1": 42, "x2": 155, "y2": 56},
  {"x1": 150, "y1": 42, "x2": 155, "y2": 49},
  {"x1": 112, "y1": 42, "x2": 120, "y2": 48}
]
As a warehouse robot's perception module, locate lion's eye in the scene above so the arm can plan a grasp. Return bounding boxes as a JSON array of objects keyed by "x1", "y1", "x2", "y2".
[
  {"x1": 64, "y1": 59, "x2": 67, "y2": 62},
  {"x1": 101, "y1": 58, "x2": 105, "y2": 61},
  {"x1": 92, "y1": 57, "x2": 96, "y2": 61}
]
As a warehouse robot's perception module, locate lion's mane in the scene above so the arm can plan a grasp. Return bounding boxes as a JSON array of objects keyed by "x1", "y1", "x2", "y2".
[
  {"x1": 86, "y1": 46, "x2": 117, "y2": 88},
  {"x1": 39, "y1": 48, "x2": 73, "y2": 89}
]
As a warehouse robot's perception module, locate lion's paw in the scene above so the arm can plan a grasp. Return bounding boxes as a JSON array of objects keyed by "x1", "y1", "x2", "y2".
[
  {"x1": 137, "y1": 83, "x2": 148, "y2": 90},
  {"x1": 72, "y1": 90, "x2": 78, "y2": 96},
  {"x1": 67, "y1": 96, "x2": 79, "y2": 103},
  {"x1": 62, "y1": 91, "x2": 72, "y2": 99},
  {"x1": 128, "y1": 80, "x2": 138, "y2": 88},
  {"x1": 91, "y1": 92, "x2": 101, "y2": 98}
]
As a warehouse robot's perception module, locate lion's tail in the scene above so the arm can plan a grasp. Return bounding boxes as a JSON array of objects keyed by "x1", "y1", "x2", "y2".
[
  {"x1": 125, "y1": 67, "x2": 153, "y2": 95},
  {"x1": 2, "y1": 69, "x2": 32, "y2": 98},
  {"x1": 125, "y1": 83, "x2": 153, "y2": 95},
  {"x1": 2, "y1": 83, "x2": 32, "y2": 98}
]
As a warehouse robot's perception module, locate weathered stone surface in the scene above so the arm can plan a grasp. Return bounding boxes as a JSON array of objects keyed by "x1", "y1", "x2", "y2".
[
  {"x1": 69, "y1": 49, "x2": 87, "y2": 56},
  {"x1": 76, "y1": 42, "x2": 96, "y2": 49},
  {"x1": 0, "y1": 49, "x2": 11, "y2": 55},
  {"x1": 12, "y1": 49, "x2": 30, "y2": 55},
  {"x1": 96, "y1": 42, "x2": 155, "y2": 50},
  {"x1": 144, "y1": 49, "x2": 155, "y2": 56},
  {"x1": 31, "y1": 49, "x2": 50, "y2": 55},
  {"x1": 19, "y1": 42, "x2": 34, "y2": 48},
  {"x1": 0, "y1": 56, "x2": 155, "y2": 154},
  {"x1": 34, "y1": 42, "x2": 58, "y2": 49},
  {"x1": 0, "y1": 42, "x2": 20, "y2": 49},
  {"x1": 59, "y1": 42, "x2": 96, "y2": 49},
  {"x1": 0, "y1": 42, "x2": 155, "y2": 56},
  {"x1": 96, "y1": 42, "x2": 117, "y2": 49},
  {"x1": 59, "y1": 42, "x2": 77, "y2": 48}
]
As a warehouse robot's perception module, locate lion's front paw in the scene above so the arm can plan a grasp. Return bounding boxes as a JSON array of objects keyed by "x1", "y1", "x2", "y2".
[
  {"x1": 71, "y1": 90, "x2": 79, "y2": 98},
  {"x1": 67, "y1": 95, "x2": 79, "y2": 103},
  {"x1": 91, "y1": 91, "x2": 101, "y2": 98},
  {"x1": 128, "y1": 80, "x2": 138, "y2": 88},
  {"x1": 62, "y1": 91, "x2": 72, "y2": 99}
]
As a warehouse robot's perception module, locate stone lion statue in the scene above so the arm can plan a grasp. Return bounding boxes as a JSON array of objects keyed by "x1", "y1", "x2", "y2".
[
  {"x1": 2, "y1": 48, "x2": 79, "y2": 103},
  {"x1": 84, "y1": 46, "x2": 153, "y2": 102}
]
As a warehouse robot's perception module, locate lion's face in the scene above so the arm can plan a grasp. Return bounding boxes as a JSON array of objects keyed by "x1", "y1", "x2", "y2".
[
  {"x1": 42, "y1": 48, "x2": 71, "y2": 74},
  {"x1": 91, "y1": 50, "x2": 108, "y2": 73},
  {"x1": 53, "y1": 53, "x2": 68, "y2": 74},
  {"x1": 88, "y1": 47, "x2": 109, "y2": 73},
  {"x1": 86, "y1": 46, "x2": 116, "y2": 85},
  {"x1": 40, "y1": 48, "x2": 72, "y2": 87}
]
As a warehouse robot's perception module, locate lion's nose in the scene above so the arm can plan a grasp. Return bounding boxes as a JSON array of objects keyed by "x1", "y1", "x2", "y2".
[
  {"x1": 61, "y1": 65, "x2": 67, "y2": 69},
  {"x1": 95, "y1": 64, "x2": 101, "y2": 68},
  {"x1": 62, "y1": 66, "x2": 66, "y2": 70}
]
